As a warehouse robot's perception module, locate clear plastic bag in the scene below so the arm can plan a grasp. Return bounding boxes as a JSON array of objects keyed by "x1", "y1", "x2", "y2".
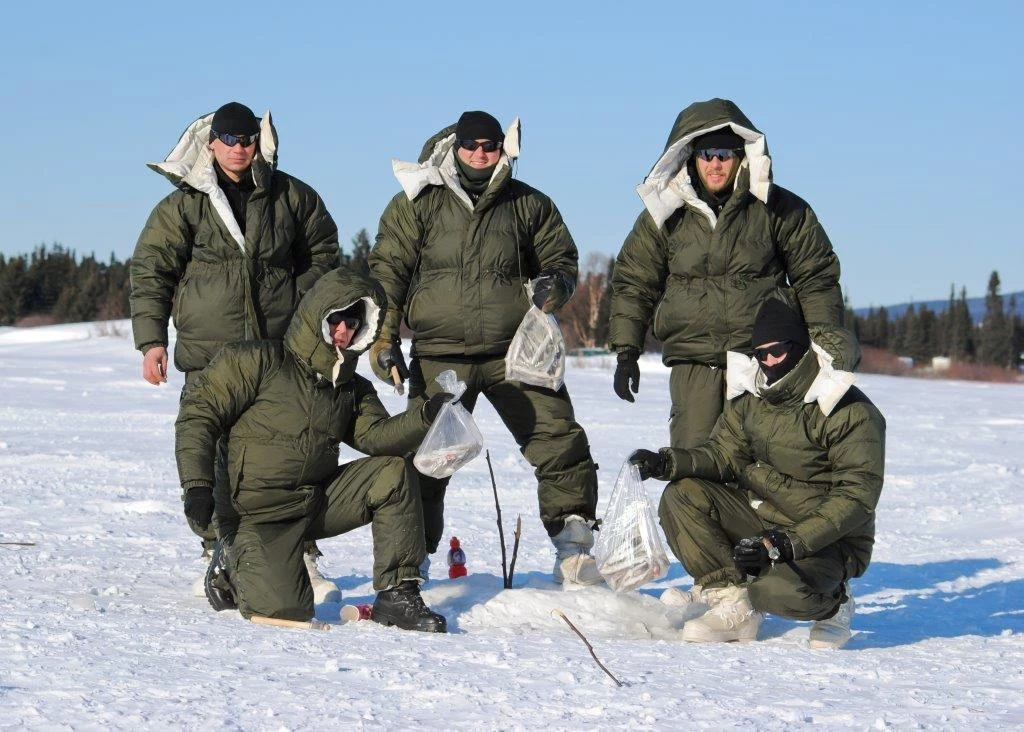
[
  {"x1": 593, "y1": 461, "x2": 671, "y2": 592},
  {"x1": 412, "y1": 370, "x2": 484, "y2": 479},
  {"x1": 504, "y1": 279, "x2": 566, "y2": 391}
]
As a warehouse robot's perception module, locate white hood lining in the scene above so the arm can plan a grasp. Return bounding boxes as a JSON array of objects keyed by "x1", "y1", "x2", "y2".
[
  {"x1": 725, "y1": 342, "x2": 856, "y2": 417},
  {"x1": 320, "y1": 296, "x2": 382, "y2": 353},
  {"x1": 636, "y1": 122, "x2": 771, "y2": 229},
  {"x1": 392, "y1": 117, "x2": 521, "y2": 211},
  {"x1": 149, "y1": 110, "x2": 278, "y2": 253}
]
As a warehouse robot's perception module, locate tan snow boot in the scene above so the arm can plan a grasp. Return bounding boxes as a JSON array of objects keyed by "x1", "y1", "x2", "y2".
[
  {"x1": 661, "y1": 584, "x2": 705, "y2": 607},
  {"x1": 552, "y1": 516, "x2": 604, "y2": 586},
  {"x1": 682, "y1": 585, "x2": 762, "y2": 643},
  {"x1": 304, "y1": 552, "x2": 341, "y2": 604},
  {"x1": 809, "y1": 594, "x2": 855, "y2": 649}
]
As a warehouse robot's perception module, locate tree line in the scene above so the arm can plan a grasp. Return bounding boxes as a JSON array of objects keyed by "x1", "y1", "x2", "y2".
[
  {"x1": 0, "y1": 234, "x2": 372, "y2": 327},
  {"x1": 848, "y1": 272, "x2": 1023, "y2": 369},
  {"x1": 3, "y1": 243, "x2": 1021, "y2": 371}
]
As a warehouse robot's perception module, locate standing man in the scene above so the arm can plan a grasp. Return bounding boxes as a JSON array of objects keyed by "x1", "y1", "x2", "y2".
[
  {"x1": 628, "y1": 299, "x2": 885, "y2": 647},
  {"x1": 368, "y1": 111, "x2": 602, "y2": 585},
  {"x1": 609, "y1": 98, "x2": 855, "y2": 449},
  {"x1": 177, "y1": 268, "x2": 450, "y2": 632},
  {"x1": 130, "y1": 102, "x2": 341, "y2": 596}
]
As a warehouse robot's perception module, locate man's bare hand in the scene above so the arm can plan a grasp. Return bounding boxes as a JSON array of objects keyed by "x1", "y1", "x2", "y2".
[{"x1": 142, "y1": 346, "x2": 168, "y2": 385}]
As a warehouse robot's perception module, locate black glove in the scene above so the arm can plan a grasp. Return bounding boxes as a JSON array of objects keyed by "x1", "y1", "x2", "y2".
[
  {"x1": 531, "y1": 270, "x2": 572, "y2": 313},
  {"x1": 733, "y1": 530, "x2": 794, "y2": 575},
  {"x1": 370, "y1": 339, "x2": 409, "y2": 385},
  {"x1": 183, "y1": 485, "x2": 214, "y2": 531},
  {"x1": 628, "y1": 449, "x2": 668, "y2": 481},
  {"x1": 423, "y1": 392, "x2": 455, "y2": 423},
  {"x1": 613, "y1": 348, "x2": 640, "y2": 402}
]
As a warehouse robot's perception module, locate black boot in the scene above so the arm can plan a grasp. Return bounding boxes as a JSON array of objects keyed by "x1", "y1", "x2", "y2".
[
  {"x1": 372, "y1": 580, "x2": 447, "y2": 633},
  {"x1": 204, "y1": 541, "x2": 237, "y2": 612}
]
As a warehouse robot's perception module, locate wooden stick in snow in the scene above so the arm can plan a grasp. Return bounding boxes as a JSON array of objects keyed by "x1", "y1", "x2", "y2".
[
  {"x1": 552, "y1": 609, "x2": 622, "y2": 687},
  {"x1": 486, "y1": 450, "x2": 509, "y2": 588},
  {"x1": 249, "y1": 615, "x2": 331, "y2": 631},
  {"x1": 506, "y1": 515, "x2": 522, "y2": 589}
]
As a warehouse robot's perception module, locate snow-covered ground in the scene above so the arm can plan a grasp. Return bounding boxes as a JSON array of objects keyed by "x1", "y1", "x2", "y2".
[{"x1": 1, "y1": 321, "x2": 1022, "y2": 730}]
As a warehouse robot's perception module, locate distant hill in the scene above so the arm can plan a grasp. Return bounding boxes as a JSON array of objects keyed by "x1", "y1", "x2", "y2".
[{"x1": 854, "y1": 291, "x2": 1024, "y2": 324}]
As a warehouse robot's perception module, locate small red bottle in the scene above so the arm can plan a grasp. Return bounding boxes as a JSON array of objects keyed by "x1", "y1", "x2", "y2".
[{"x1": 447, "y1": 536, "x2": 467, "y2": 579}]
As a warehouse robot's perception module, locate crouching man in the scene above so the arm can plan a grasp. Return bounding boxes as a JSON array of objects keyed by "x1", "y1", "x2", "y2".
[
  {"x1": 175, "y1": 268, "x2": 452, "y2": 632},
  {"x1": 629, "y1": 299, "x2": 885, "y2": 648}
]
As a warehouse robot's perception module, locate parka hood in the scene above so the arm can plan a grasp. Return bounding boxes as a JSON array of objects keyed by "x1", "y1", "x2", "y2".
[
  {"x1": 725, "y1": 341, "x2": 857, "y2": 416},
  {"x1": 283, "y1": 267, "x2": 386, "y2": 387},
  {"x1": 637, "y1": 98, "x2": 772, "y2": 229},
  {"x1": 146, "y1": 110, "x2": 279, "y2": 253},
  {"x1": 391, "y1": 117, "x2": 522, "y2": 211}
]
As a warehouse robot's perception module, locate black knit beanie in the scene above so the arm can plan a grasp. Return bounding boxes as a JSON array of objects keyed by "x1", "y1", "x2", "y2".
[
  {"x1": 692, "y1": 128, "x2": 745, "y2": 152},
  {"x1": 751, "y1": 299, "x2": 810, "y2": 350},
  {"x1": 211, "y1": 102, "x2": 260, "y2": 135},
  {"x1": 455, "y1": 111, "x2": 503, "y2": 142}
]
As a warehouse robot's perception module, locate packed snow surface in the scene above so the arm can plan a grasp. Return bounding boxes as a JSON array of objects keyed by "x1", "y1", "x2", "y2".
[{"x1": 1, "y1": 322, "x2": 1022, "y2": 729}]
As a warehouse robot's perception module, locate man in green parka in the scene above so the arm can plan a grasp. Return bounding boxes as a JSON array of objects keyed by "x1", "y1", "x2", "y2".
[
  {"x1": 629, "y1": 299, "x2": 885, "y2": 648},
  {"x1": 130, "y1": 102, "x2": 341, "y2": 596},
  {"x1": 368, "y1": 111, "x2": 602, "y2": 585},
  {"x1": 175, "y1": 268, "x2": 452, "y2": 632},
  {"x1": 609, "y1": 98, "x2": 854, "y2": 449}
]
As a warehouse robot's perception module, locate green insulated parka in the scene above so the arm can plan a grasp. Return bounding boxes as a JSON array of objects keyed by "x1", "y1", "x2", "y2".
[
  {"x1": 131, "y1": 110, "x2": 341, "y2": 373},
  {"x1": 662, "y1": 345, "x2": 886, "y2": 578},
  {"x1": 369, "y1": 119, "x2": 579, "y2": 358},
  {"x1": 609, "y1": 99, "x2": 845, "y2": 367},
  {"x1": 175, "y1": 268, "x2": 431, "y2": 523}
]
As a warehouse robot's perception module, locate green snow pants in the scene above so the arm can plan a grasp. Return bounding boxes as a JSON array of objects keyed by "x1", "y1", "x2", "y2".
[
  {"x1": 226, "y1": 455, "x2": 426, "y2": 622},
  {"x1": 658, "y1": 477, "x2": 847, "y2": 621},
  {"x1": 408, "y1": 355, "x2": 598, "y2": 553},
  {"x1": 668, "y1": 363, "x2": 726, "y2": 450},
  {"x1": 181, "y1": 371, "x2": 321, "y2": 558}
]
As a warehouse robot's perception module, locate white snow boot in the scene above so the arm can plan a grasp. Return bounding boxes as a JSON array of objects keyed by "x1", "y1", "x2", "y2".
[
  {"x1": 304, "y1": 552, "x2": 341, "y2": 604},
  {"x1": 809, "y1": 594, "x2": 855, "y2": 649},
  {"x1": 681, "y1": 585, "x2": 762, "y2": 643},
  {"x1": 661, "y1": 584, "x2": 705, "y2": 608},
  {"x1": 552, "y1": 515, "x2": 604, "y2": 586}
]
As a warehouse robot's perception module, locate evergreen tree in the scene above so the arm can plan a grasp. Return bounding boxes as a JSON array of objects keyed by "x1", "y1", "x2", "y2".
[
  {"x1": 979, "y1": 271, "x2": 1011, "y2": 367},
  {"x1": 348, "y1": 229, "x2": 372, "y2": 276},
  {"x1": 0, "y1": 255, "x2": 28, "y2": 325},
  {"x1": 949, "y1": 285, "x2": 974, "y2": 361},
  {"x1": 1009, "y1": 295, "x2": 1022, "y2": 372},
  {"x1": 594, "y1": 255, "x2": 615, "y2": 348},
  {"x1": 843, "y1": 292, "x2": 858, "y2": 340}
]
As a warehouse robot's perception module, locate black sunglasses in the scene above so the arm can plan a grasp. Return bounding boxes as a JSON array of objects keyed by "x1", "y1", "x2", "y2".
[
  {"x1": 213, "y1": 130, "x2": 259, "y2": 148},
  {"x1": 696, "y1": 148, "x2": 742, "y2": 162},
  {"x1": 753, "y1": 341, "x2": 792, "y2": 361},
  {"x1": 326, "y1": 312, "x2": 361, "y2": 330},
  {"x1": 457, "y1": 139, "x2": 502, "y2": 153}
]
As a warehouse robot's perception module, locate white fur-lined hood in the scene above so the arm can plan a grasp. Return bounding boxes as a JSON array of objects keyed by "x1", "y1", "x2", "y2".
[
  {"x1": 391, "y1": 117, "x2": 521, "y2": 211},
  {"x1": 147, "y1": 110, "x2": 278, "y2": 253},
  {"x1": 636, "y1": 99, "x2": 772, "y2": 229},
  {"x1": 726, "y1": 342, "x2": 857, "y2": 417}
]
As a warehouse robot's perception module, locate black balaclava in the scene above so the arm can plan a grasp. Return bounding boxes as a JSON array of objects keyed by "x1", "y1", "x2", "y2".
[
  {"x1": 453, "y1": 110, "x2": 503, "y2": 200},
  {"x1": 751, "y1": 299, "x2": 811, "y2": 386}
]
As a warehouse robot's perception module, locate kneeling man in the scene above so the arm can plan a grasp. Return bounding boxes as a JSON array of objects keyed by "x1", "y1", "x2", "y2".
[
  {"x1": 176, "y1": 268, "x2": 452, "y2": 632},
  {"x1": 630, "y1": 299, "x2": 885, "y2": 648}
]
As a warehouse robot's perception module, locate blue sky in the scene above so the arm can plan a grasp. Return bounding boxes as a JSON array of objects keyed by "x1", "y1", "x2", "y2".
[{"x1": 0, "y1": 1, "x2": 1019, "y2": 308}]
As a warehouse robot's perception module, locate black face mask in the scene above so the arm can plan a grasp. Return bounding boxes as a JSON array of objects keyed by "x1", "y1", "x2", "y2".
[{"x1": 759, "y1": 341, "x2": 809, "y2": 385}]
